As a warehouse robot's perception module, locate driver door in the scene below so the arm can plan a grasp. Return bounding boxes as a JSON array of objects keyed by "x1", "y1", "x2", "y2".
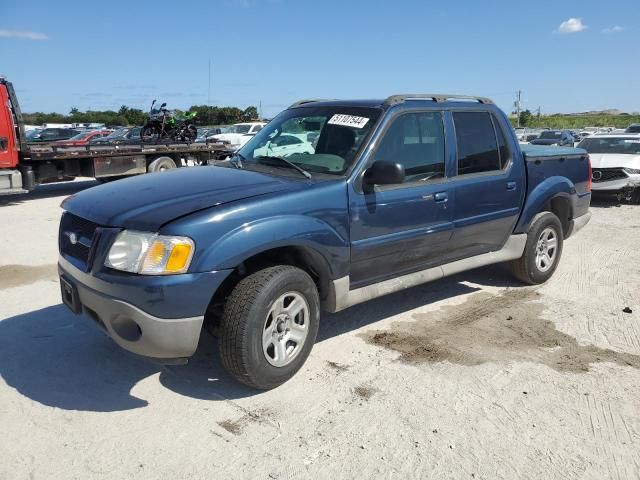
[{"x1": 348, "y1": 111, "x2": 455, "y2": 288}]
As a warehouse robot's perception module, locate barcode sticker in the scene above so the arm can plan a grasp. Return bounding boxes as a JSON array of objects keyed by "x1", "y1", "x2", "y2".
[{"x1": 328, "y1": 114, "x2": 370, "y2": 129}]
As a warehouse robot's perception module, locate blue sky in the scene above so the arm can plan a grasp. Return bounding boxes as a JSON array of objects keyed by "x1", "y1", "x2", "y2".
[{"x1": 1, "y1": 0, "x2": 638, "y2": 117}]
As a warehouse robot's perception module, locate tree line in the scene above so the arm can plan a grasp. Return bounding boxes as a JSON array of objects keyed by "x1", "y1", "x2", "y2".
[
  {"x1": 510, "y1": 109, "x2": 640, "y2": 129},
  {"x1": 23, "y1": 104, "x2": 260, "y2": 127}
]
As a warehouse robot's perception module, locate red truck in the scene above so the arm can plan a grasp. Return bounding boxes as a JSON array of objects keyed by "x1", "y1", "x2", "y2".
[{"x1": 0, "y1": 77, "x2": 231, "y2": 194}]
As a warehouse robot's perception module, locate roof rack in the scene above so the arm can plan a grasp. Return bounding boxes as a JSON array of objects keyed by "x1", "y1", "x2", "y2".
[
  {"x1": 288, "y1": 99, "x2": 336, "y2": 108},
  {"x1": 383, "y1": 94, "x2": 494, "y2": 106}
]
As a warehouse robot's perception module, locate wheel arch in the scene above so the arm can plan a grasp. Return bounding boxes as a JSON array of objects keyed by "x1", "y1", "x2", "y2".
[
  {"x1": 515, "y1": 176, "x2": 576, "y2": 237},
  {"x1": 203, "y1": 244, "x2": 335, "y2": 334}
]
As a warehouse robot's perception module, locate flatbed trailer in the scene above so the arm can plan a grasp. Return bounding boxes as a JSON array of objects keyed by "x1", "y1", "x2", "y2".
[{"x1": 0, "y1": 77, "x2": 233, "y2": 195}]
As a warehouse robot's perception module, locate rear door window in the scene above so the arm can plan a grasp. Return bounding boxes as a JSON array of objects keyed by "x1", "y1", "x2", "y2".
[{"x1": 453, "y1": 112, "x2": 501, "y2": 175}]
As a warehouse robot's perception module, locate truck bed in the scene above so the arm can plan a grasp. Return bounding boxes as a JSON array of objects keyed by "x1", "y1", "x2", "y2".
[{"x1": 519, "y1": 143, "x2": 591, "y2": 232}]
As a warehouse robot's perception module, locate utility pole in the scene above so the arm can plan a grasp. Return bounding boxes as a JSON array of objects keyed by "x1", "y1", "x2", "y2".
[
  {"x1": 207, "y1": 59, "x2": 211, "y2": 106},
  {"x1": 515, "y1": 90, "x2": 522, "y2": 127}
]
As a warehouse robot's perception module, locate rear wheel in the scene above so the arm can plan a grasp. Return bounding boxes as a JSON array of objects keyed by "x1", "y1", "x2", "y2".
[
  {"x1": 511, "y1": 212, "x2": 564, "y2": 285},
  {"x1": 219, "y1": 265, "x2": 320, "y2": 389}
]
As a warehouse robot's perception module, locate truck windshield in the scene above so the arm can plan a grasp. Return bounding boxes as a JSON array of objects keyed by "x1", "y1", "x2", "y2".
[
  {"x1": 578, "y1": 137, "x2": 640, "y2": 155},
  {"x1": 237, "y1": 106, "x2": 382, "y2": 176}
]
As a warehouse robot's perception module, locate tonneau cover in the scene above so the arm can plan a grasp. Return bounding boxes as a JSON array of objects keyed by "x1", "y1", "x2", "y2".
[{"x1": 521, "y1": 144, "x2": 587, "y2": 159}]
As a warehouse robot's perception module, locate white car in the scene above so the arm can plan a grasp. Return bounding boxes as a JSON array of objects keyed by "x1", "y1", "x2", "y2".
[
  {"x1": 577, "y1": 133, "x2": 640, "y2": 202},
  {"x1": 211, "y1": 122, "x2": 266, "y2": 147},
  {"x1": 253, "y1": 134, "x2": 314, "y2": 158}
]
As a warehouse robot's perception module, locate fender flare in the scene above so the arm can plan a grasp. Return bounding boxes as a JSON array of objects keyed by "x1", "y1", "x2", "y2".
[
  {"x1": 194, "y1": 215, "x2": 349, "y2": 279},
  {"x1": 514, "y1": 176, "x2": 576, "y2": 234}
]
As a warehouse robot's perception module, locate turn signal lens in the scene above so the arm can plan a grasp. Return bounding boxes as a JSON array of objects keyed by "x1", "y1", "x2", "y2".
[{"x1": 166, "y1": 244, "x2": 193, "y2": 272}]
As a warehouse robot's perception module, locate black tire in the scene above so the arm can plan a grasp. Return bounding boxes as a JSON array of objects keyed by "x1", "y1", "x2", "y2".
[
  {"x1": 511, "y1": 212, "x2": 564, "y2": 285},
  {"x1": 629, "y1": 189, "x2": 640, "y2": 205},
  {"x1": 219, "y1": 265, "x2": 320, "y2": 390},
  {"x1": 147, "y1": 156, "x2": 177, "y2": 173}
]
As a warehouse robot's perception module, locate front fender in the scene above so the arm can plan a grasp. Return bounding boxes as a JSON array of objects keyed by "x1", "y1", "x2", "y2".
[
  {"x1": 193, "y1": 215, "x2": 350, "y2": 278},
  {"x1": 514, "y1": 176, "x2": 575, "y2": 234}
]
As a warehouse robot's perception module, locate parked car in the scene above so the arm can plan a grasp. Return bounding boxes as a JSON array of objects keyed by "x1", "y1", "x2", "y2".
[
  {"x1": 194, "y1": 127, "x2": 230, "y2": 143},
  {"x1": 90, "y1": 127, "x2": 142, "y2": 145},
  {"x1": 58, "y1": 94, "x2": 591, "y2": 389},
  {"x1": 27, "y1": 128, "x2": 81, "y2": 143},
  {"x1": 55, "y1": 130, "x2": 113, "y2": 147},
  {"x1": 626, "y1": 124, "x2": 640, "y2": 134},
  {"x1": 253, "y1": 134, "x2": 314, "y2": 158},
  {"x1": 577, "y1": 133, "x2": 640, "y2": 202},
  {"x1": 209, "y1": 122, "x2": 266, "y2": 147},
  {"x1": 529, "y1": 130, "x2": 575, "y2": 146}
]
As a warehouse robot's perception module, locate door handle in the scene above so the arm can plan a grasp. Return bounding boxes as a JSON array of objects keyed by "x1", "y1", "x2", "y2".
[
  {"x1": 506, "y1": 181, "x2": 517, "y2": 191},
  {"x1": 434, "y1": 192, "x2": 448, "y2": 202}
]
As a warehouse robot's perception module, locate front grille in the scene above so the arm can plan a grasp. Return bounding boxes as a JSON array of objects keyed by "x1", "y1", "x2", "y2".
[
  {"x1": 59, "y1": 213, "x2": 99, "y2": 267},
  {"x1": 592, "y1": 168, "x2": 628, "y2": 183}
]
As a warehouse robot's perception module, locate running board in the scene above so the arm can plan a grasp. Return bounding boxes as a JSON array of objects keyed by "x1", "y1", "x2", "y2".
[{"x1": 324, "y1": 234, "x2": 527, "y2": 313}]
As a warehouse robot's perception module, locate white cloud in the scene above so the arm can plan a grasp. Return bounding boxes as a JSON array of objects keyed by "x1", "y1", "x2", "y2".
[
  {"x1": 0, "y1": 29, "x2": 48, "y2": 40},
  {"x1": 602, "y1": 25, "x2": 624, "y2": 33},
  {"x1": 557, "y1": 18, "x2": 588, "y2": 34}
]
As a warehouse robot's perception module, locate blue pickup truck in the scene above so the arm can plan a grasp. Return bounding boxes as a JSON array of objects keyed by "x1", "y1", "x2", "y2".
[{"x1": 58, "y1": 94, "x2": 592, "y2": 389}]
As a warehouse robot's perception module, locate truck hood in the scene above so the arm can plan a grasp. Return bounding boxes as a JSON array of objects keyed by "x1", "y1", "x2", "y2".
[
  {"x1": 62, "y1": 166, "x2": 301, "y2": 231},
  {"x1": 589, "y1": 153, "x2": 640, "y2": 169}
]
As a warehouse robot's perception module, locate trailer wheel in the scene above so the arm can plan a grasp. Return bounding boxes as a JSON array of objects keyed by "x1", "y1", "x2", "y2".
[{"x1": 148, "y1": 156, "x2": 177, "y2": 173}]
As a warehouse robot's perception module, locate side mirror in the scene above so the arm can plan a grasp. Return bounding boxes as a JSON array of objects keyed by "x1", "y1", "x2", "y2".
[
  {"x1": 160, "y1": 102, "x2": 167, "y2": 109},
  {"x1": 363, "y1": 161, "x2": 405, "y2": 190}
]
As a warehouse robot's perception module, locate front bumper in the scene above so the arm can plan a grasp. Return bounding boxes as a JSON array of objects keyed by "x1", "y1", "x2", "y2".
[
  {"x1": 591, "y1": 175, "x2": 640, "y2": 192},
  {"x1": 59, "y1": 256, "x2": 232, "y2": 361}
]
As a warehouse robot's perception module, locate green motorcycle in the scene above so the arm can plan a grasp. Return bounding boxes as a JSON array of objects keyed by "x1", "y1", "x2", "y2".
[{"x1": 140, "y1": 100, "x2": 198, "y2": 142}]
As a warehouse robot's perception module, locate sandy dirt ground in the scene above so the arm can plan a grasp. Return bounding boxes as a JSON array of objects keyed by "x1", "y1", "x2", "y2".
[{"x1": 1, "y1": 180, "x2": 639, "y2": 480}]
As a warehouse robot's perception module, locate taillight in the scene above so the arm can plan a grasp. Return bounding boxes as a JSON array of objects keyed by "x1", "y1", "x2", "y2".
[{"x1": 586, "y1": 155, "x2": 592, "y2": 192}]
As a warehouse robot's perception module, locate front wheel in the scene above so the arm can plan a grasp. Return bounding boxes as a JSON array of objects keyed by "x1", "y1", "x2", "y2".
[
  {"x1": 511, "y1": 212, "x2": 564, "y2": 285},
  {"x1": 219, "y1": 265, "x2": 320, "y2": 389}
]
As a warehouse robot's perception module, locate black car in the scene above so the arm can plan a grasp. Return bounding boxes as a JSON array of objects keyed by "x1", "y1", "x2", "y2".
[
  {"x1": 530, "y1": 130, "x2": 575, "y2": 147},
  {"x1": 90, "y1": 127, "x2": 142, "y2": 145},
  {"x1": 27, "y1": 128, "x2": 81, "y2": 143},
  {"x1": 626, "y1": 124, "x2": 640, "y2": 133}
]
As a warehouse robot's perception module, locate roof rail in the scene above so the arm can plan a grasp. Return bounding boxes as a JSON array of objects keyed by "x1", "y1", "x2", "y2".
[
  {"x1": 288, "y1": 99, "x2": 336, "y2": 108},
  {"x1": 384, "y1": 94, "x2": 494, "y2": 106}
]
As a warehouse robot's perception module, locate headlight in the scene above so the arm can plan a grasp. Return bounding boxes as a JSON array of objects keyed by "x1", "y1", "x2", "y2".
[
  {"x1": 623, "y1": 168, "x2": 640, "y2": 175},
  {"x1": 105, "y1": 230, "x2": 195, "y2": 275}
]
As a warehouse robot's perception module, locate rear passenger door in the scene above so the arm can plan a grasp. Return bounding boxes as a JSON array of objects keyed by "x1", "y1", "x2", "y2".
[
  {"x1": 349, "y1": 111, "x2": 455, "y2": 287},
  {"x1": 448, "y1": 111, "x2": 524, "y2": 259}
]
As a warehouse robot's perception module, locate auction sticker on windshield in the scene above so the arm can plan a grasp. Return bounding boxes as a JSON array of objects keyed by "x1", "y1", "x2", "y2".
[{"x1": 328, "y1": 114, "x2": 369, "y2": 129}]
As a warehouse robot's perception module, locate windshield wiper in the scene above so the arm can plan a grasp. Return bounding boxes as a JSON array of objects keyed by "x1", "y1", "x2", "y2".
[{"x1": 255, "y1": 155, "x2": 312, "y2": 179}]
